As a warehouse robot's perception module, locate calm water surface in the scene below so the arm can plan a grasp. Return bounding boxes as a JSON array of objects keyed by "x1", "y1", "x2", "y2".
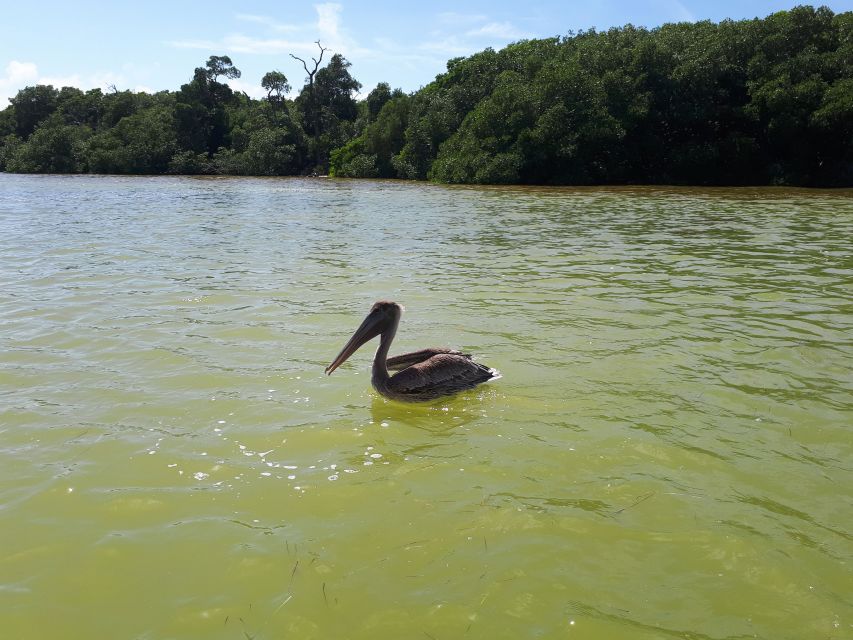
[{"x1": 1, "y1": 174, "x2": 851, "y2": 639}]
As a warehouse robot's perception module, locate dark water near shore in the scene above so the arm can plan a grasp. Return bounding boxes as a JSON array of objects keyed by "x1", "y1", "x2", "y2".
[{"x1": 1, "y1": 174, "x2": 851, "y2": 639}]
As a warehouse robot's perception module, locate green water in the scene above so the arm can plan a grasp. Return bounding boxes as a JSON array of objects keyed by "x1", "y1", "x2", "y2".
[{"x1": 1, "y1": 174, "x2": 851, "y2": 639}]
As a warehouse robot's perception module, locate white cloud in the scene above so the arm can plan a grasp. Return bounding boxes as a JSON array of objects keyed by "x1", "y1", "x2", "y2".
[
  {"x1": 236, "y1": 12, "x2": 301, "y2": 33},
  {"x1": 4, "y1": 61, "x2": 38, "y2": 84},
  {"x1": 225, "y1": 77, "x2": 267, "y2": 100},
  {"x1": 417, "y1": 13, "x2": 530, "y2": 61},
  {"x1": 0, "y1": 61, "x2": 39, "y2": 105},
  {"x1": 316, "y1": 3, "x2": 342, "y2": 42},
  {"x1": 174, "y1": 33, "x2": 344, "y2": 59},
  {"x1": 166, "y1": 5, "x2": 531, "y2": 95},
  {"x1": 173, "y1": 4, "x2": 356, "y2": 59}
]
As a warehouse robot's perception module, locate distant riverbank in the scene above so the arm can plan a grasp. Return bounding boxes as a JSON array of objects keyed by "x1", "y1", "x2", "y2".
[{"x1": 2, "y1": 5, "x2": 850, "y2": 187}]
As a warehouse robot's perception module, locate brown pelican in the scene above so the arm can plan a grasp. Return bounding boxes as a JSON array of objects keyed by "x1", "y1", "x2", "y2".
[{"x1": 325, "y1": 301, "x2": 500, "y2": 402}]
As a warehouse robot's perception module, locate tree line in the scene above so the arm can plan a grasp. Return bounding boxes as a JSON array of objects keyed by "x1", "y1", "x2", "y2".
[
  {"x1": 0, "y1": 45, "x2": 361, "y2": 178},
  {"x1": 1, "y1": 5, "x2": 850, "y2": 186}
]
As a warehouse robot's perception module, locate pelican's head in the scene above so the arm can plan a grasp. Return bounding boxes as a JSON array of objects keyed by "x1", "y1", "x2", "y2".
[
  {"x1": 325, "y1": 300, "x2": 403, "y2": 375},
  {"x1": 370, "y1": 300, "x2": 403, "y2": 316}
]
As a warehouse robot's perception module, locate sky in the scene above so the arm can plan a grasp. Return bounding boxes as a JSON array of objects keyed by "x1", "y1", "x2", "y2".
[{"x1": 2, "y1": 0, "x2": 852, "y2": 105}]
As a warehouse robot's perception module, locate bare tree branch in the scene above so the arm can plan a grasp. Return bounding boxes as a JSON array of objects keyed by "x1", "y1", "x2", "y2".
[
  {"x1": 290, "y1": 41, "x2": 328, "y2": 169},
  {"x1": 290, "y1": 41, "x2": 327, "y2": 83}
]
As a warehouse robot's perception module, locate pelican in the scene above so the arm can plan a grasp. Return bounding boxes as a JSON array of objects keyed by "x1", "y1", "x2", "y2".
[{"x1": 325, "y1": 301, "x2": 500, "y2": 402}]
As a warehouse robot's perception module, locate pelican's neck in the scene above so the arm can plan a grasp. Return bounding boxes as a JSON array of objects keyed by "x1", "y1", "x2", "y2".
[{"x1": 372, "y1": 316, "x2": 399, "y2": 386}]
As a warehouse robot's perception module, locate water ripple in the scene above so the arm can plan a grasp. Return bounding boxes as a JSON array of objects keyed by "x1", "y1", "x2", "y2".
[{"x1": 1, "y1": 175, "x2": 851, "y2": 639}]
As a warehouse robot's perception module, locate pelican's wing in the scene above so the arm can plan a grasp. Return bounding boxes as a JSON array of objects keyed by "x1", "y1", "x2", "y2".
[
  {"x1": 388, "y1": 353, "x2": 498, "y2": 399},
  {"x1": 386, "y1": 348, "x2": 470, "y2": 372}
]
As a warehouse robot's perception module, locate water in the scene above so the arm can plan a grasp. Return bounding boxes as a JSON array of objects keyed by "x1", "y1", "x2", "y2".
[{"x1": 1, "y1": 174, "x2": 851, "y2": 639}]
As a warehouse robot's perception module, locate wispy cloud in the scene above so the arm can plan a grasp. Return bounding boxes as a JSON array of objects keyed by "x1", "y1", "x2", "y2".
[
  {"x1": 316, "y1": 3, "x2": 342, "y2": 41},
  {"x1": 466, "y1": 21, "x2": 531, "y2": 40},
  {"x1": 171, "y1": 4, "x2": 358, "y2": 60},
  {"x1": 167, "y1": 4, "x2": 362, "y2": 96},
  {"x1": 171, "y1": 34, "x2": 315, "y2": 56},
  {"x1": 417, "y1": 37, "x2": 475, "y2": 57},
  {"x1": 236, "y1": 13, "x2": 302, "y2": 32},
  {"x1": 166, "y1": 4, "x2": 533, "y2": 95},
  {"x1": 174, "y1": 4, "x2": 527, "y2": 63},
  {"x1": 223, "y1": 35, "x2": 301, "y2": 55},
  {"x1": 421, "y1": 13, "x2": 531, "y2": 60},
  {"x1": 667, "y1": 0, "x2": 696, "y2": 22}
]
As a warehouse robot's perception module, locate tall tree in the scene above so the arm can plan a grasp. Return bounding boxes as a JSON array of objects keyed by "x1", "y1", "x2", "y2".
[
  {"x1": 174, "y1": 56, "x2": 241, "y2": 155},
  {"x1": 294, "y1": 50, "x2": 361, "y2": 171},
  {"x1": 205, "y1": 56, "x2": 241, "y2": 82},
  {"x1": 261, "y1": 70, "x2": 290, "y2": 103},
  {"x1": 314, "y1": 54, "x2": 362, "y2": 122},
  {"x1": 291, "y1": 41, "x2": 328, "y2": 168}
]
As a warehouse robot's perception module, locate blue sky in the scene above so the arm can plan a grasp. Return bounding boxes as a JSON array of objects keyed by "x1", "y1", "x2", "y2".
[{"x1": 2, "y1": 1, "x2": 851, "y2": 105}]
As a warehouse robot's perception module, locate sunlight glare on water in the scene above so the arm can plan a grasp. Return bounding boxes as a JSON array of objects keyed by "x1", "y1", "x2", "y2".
[{"x1": 0, "y1": 175, "x2": 851, "y2": 639}]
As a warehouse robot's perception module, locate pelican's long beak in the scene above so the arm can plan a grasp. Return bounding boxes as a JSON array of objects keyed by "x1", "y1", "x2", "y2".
[{"x1": 325, "y1": 310, "x2": 385, "y2": 375}]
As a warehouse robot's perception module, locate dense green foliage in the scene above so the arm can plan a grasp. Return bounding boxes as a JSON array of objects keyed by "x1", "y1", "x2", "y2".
[
  {"x1": 343, "y1": 5, "x2": 852, "y2": 186},
  {"x1": 2, "y1": 6, "x2": 851, "y2": 185},
  {"x1": 0, "y1": 53, "x2": 359, "y2": 178}
]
